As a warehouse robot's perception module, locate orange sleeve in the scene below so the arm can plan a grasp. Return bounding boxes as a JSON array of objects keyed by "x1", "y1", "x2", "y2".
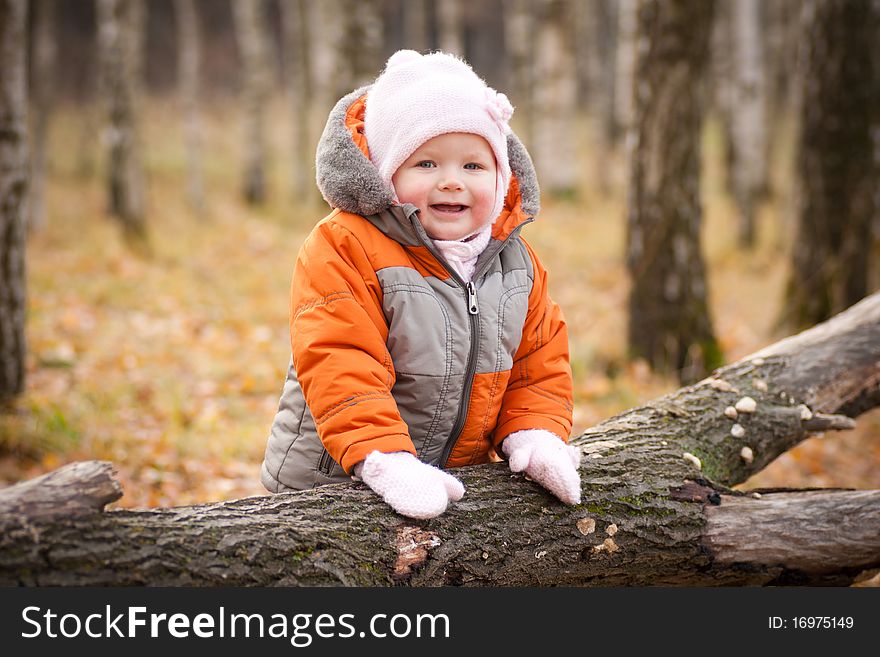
[
  {"x1": 493, "y1": 239, "x2": 574, "y2": 447},
  {"x1": 290, "y1": 216, "x2": 416, "y2": 472}
]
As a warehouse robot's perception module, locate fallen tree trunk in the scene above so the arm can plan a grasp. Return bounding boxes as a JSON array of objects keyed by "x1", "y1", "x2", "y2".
[{"x1": 2, "y1": 293, "x2": 879, "y2": 587}]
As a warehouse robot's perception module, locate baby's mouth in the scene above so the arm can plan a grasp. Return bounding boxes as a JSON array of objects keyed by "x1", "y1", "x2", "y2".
[{"x1": 430, "y1": 203, "x2": 468, "y2": 214}]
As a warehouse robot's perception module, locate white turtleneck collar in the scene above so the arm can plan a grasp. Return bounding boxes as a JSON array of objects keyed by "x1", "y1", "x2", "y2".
[{"x1": 430, "y1": 222, "x2": 493, "y2": 282}]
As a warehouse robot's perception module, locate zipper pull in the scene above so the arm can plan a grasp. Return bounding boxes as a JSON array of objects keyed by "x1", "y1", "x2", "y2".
[{"x1": 466, "y1": 281, "x2": 479, "y2": 315}]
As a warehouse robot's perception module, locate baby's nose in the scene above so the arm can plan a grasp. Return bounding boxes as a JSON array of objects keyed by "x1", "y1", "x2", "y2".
[{"x1": 438, "y1": 176, "x2": 464, "y2": 190}]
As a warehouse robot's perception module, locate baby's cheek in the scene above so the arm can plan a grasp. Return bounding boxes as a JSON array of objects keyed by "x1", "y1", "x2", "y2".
[{"x1": 473, "y1": 191, "x2": 496, "y2": 223}]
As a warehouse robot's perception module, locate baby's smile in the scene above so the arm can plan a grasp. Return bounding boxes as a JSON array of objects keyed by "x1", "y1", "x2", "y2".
[{"x1": 430, "y1": 203, "x2": 468, "y2": 214}]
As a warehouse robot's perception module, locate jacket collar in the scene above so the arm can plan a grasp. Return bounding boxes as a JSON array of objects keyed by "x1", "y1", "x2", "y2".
[{"x1": 315, "y1": 86, "x2": 541, "y2": 243}]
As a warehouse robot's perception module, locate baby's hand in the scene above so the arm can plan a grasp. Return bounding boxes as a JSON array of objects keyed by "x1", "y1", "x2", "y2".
[
  {"x1": 502, "y1": 430, "x2": 581, "y2": 504},
  {"x1": 354, "y1": 451, "x2": 465, "y2": 519}
]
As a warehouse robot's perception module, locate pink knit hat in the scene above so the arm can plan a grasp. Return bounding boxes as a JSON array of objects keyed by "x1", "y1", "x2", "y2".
[{"x1": 364, "y1": 50, "x2": 514, "y2": 225}]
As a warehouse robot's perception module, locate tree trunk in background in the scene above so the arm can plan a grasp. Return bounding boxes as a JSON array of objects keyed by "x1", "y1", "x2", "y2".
[
  {"x1": 308, "y1": 0, "x2": 345, "y2": 151},
  {"x1": 97, "y1": 0, "x2": 147, "y2": 241},
  {"x1": 594, "y1": 0, "x2": 619, "y2": 195},
  {"x1": 783, "y1": 0, "x2": 878, "y2": 331},
  {"x1": 874, "y1": 0, "x2": 880, "y2": 293},
  {"x1": 573, "y1": 1, "x2": 596, "y2": 106},
  {"x1": 762, "y1": 0, "x2": 802, "y2": 161},
  {"x1": 575, "y1": 0, "x2": 618, "y2": 195},
  {"x1": 709, "y1": 0, "x2": 735, "y2": 197},
  {"x1": 402, "y1": 0, "x2": 431, "y2": 53},
  {"x1": 627, "y1": 0, "x2": 721, "y2": 384},
  {"x1": 339, "y1": 0, "x2": 383, "y2": 91},
  {"x1": 761, "y1": 0, "x2": 802, "y2": 249},
  {"x1": 0, "y1": 0, "x2": 28, "y2": 403},
  {"x1": 502, "y1": 0, "x2": 535, "y2": 147},
  {"x1": 281, "y1": 0, "x2": 313, "y2": 202},
  {"x1": 730, "y1": 0, "x2": 766, "y2": 248},
  {"x1": 531, "y1": 0, "x2": 578, "y2": 196},
  {"x1": 232, "y1": 0, "x2": 270, "y2": 205},
  {"x1": 437, "y1": 0, "x2": 465, "y2": 56},
  {"x1": 613, "y1": 0, "x2": 636, "y2": 146},
  {"x1": 29, "y1": 0, "x2": 56, "y2": 234},
  {"x1": 174, "y1": 0, "x2": 204, "y2": 215}
]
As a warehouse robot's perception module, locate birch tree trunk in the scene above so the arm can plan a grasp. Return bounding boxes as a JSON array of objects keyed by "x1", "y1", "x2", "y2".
[
  {"x1": 174, "y1": 0, "x2": 204, "y2": 214},
  {"x1": 531, "y1": 0, "x2": 579, "y2": 196},
  {"x1": 29, "y1": 0, "x2": 56, "y2": 234},
  {"x1": 783, "y1": 0, "x2": 878, "y2": 331},
  {"x1": 97, "y1": 0, "x2": 147, "y2": 241},
  {"x1": 761, "y1": 0, "x2": 802, "y2": 248},
  {"x1": 502, "y1": 0, "x2": 535, "y2": 147},
  {"x1": 0, "y1": 0, "x2": 28, "y2": 403},
  {"x1": 232, "y1": 0, "x2": 270, "y2": 205},
  {"x1": 402, "y1": 0, "x2": 431, "y2": 53},
  {"x1": 874, "y1": 0, "x2": 880, "y2": 293},
  {"x1": 627, "y1": 0, "x2": 721, "y2": 384},
  {"x1": 339, "y1": 0, "x2": 383, "y2": 92},
  {"x1": 595, "y1": 0, "x2": 620, "y2": 194},
  {"x1": 281, "y1": 0, "x2": 313, "y2": 201},
  {"x1": 762, "y1": 0, "x2": 802, "y2": 154},
  {"x1": 730, "y1": 0, "x2": 767, "y2": 248},
  {"x1": 308, "y1": 0, "x2": 345, "y2": 161},
  {"x1": 575, "y1": 0, "x2": 617, "y2": 195},
  {"x1": 709, "y1": 0, "x2": 735, "y2": 197},
  {"x1": 2, "y1": 292, "x2": 879, "y2": 586},
  {"x1": 613, "y1": 0, "x2": 637, "y2": 145},
  {"x1": 437, "y1": 0, "x2": 465, "y2": 56}
]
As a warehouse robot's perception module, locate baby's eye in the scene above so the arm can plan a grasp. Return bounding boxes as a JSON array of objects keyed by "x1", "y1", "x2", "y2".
[
  {"x1": 416, "y1": 160, "x2": 436, "y2": 168},
  {"x1": 464, "y1": 162, "x2": 484, "y2": 170}
]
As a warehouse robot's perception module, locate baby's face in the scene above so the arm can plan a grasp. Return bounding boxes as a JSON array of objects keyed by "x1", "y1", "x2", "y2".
[{"x1": 392, "y1": 133, "x2": 497, "y2": 241}]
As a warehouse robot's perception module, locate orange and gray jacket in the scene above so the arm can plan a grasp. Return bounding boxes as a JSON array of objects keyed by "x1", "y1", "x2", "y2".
[{"x1": 261, "y1": 88, "x2": 573, "y2": 492}]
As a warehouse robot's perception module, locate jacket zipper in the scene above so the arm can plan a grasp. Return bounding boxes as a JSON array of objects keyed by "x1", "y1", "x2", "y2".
[
  {"x1": 405, "y1": 207, "x2": 533, "y2": 468},
  {"x1": 317, "y1": 448, "x2": 334, "y2": 475},
  {"x1": 440, "y1": 282, "x2": 481, "y2": 467}
]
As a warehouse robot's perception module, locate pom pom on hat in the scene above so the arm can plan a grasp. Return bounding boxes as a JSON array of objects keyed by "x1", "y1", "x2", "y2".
[
  {"x1": 385, "y1": 49, "x2": 422, "y2": 68},
  {"x1": 364, "y1": 50, "x2": 514, "y2": 224}
]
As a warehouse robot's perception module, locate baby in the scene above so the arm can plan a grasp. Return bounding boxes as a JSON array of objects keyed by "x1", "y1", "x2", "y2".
[{"x1": 261, "y1": 50, "x2": 581, "y2": 519}]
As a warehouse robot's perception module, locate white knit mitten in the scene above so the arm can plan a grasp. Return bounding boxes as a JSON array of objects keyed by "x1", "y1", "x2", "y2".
[
  {"x1": 502, "y1": 430, "x2": 581, "y2": 504},
  {"x1": 354, "y1": 451, "x2": 465, "y2": 519}
]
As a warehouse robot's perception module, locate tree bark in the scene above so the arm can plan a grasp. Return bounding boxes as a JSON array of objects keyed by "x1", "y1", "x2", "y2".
[
  {"x1": 401, "y1": 0, "x2": 431, "y2": 53},
  {"x1": 232, "y1": 0, "x2": 270, "y2": 205},
  {"x1": 280, "y1": 0, "x2": 313, "y2": 201},
  {"x1": 2, "y1": 292, "x2": 878, "y2": 587},
  {"x1": 437, "y1": 0, "x2": 465, "y2": 57},
  {"x1": 97, "y1": 0, "x2": 147, "y2": 241},
  {"x1": 783, "y1": 0, "x2": 878, "y2": 332},
  {"x1": 593, "y1": 0, "x2": 620, "y2": 195},
  {"x1": 307, "y1": 0, "x2": 345, "y2": 159},
  {"x1": 574, "y1": 0, "x2": 614, "y2": 195},
  {"x1": 729, "y1": 0, "x2": 767, "y2": 248},
  {"x1": 338, "y1": 0, "x2": 383, "y2": 93},
  {"x1": 708, "y1": 0, "x2": 735, "y2": 196},
  {"x1": 613, "y1": 0, "x2": 637, "y2": 145},
  {"x1": 0, "y1": 0, "x2": 28, "y2": 403},
  {"x1": 174, "y1": 0, "x2": 204, "y2": 214},
  {"x1": 626, "y1": 0, "x2": 722, "y2": 384},
  {"x1": 29, "y1": 0, "x2": 56, "y2": 234},
  {"x1": 502, "y1": 0, "x2": 535, "y2": 146},
  {"x1": 531, "y1": 0, "x2": 579, "y2": 196},
  {"x1": 762, "y1": 0, "x2": 801, "y2": 165}
]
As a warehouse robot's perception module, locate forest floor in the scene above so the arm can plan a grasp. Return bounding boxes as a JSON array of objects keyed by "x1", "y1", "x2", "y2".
[{"x1": 1, "y1": 101, "x2": 878, "y2": 513}]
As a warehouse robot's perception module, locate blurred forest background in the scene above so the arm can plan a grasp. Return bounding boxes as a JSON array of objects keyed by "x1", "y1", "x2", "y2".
[{"x1": 0, "y1": 0, "x2": 878, "y2": 509}]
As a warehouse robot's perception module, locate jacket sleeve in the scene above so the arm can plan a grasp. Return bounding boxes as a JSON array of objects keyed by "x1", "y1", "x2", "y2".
[
  {"x1": 290, "y1": 217, "x2": 416, "y2": 473},
  {"x1": 493, "y1": 238, "x2": 574, "y2": 447}
]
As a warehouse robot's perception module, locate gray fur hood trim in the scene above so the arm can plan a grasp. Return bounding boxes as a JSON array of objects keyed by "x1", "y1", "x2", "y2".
[{"x1": 315, "y1": 86, "x2": 541, "y2": 219}]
